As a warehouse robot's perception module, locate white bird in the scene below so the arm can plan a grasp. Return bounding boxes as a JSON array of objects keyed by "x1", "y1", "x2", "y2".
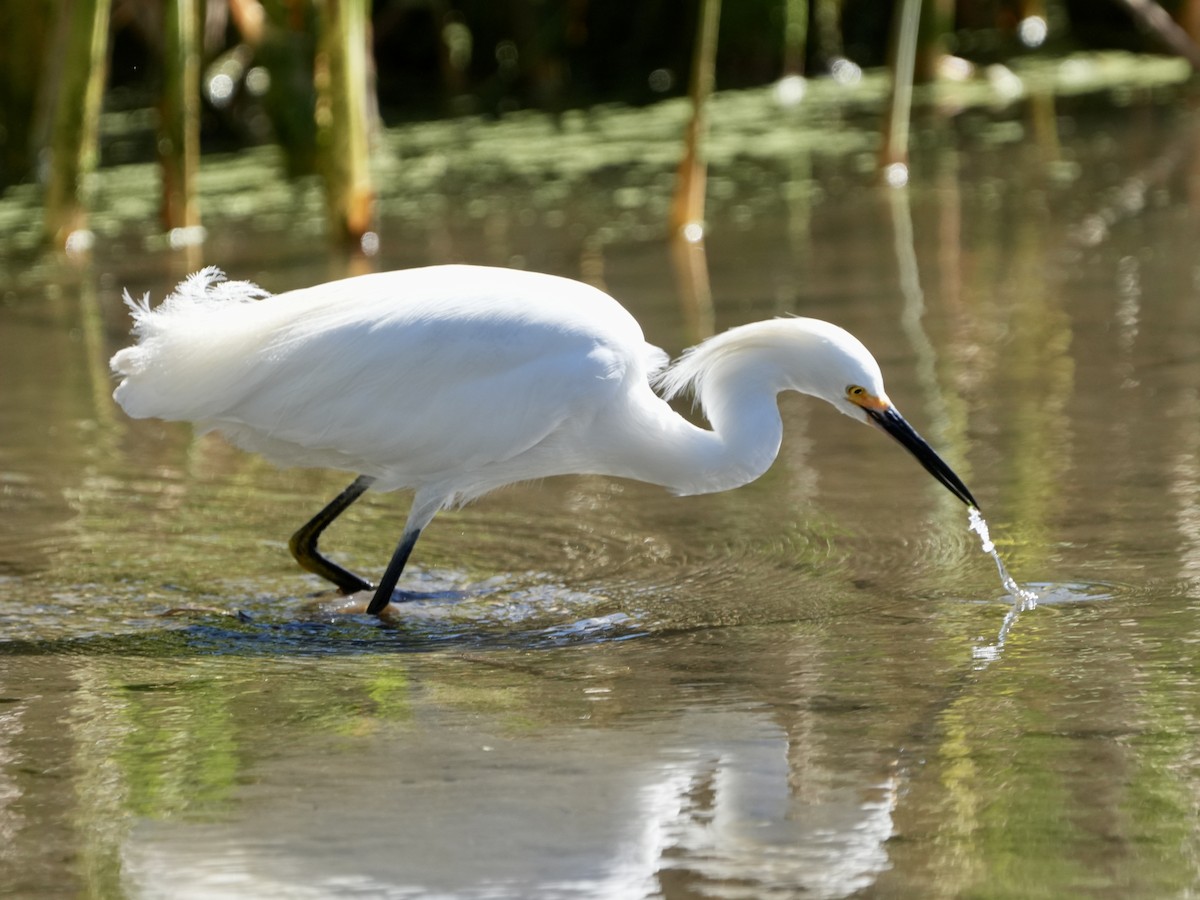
[{"x1": 111, "y1": 265, "x2": 977, "y2": 615}]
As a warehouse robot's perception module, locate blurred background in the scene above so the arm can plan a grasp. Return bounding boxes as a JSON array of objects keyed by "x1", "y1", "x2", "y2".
[{"x1": 4, "y1": 0, "x2": 1200, "y2": 247}]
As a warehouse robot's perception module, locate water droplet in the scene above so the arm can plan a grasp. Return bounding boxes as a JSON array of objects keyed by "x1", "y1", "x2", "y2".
[
  {"x1": 207, "y1": 73, "x2": 235, "y2": 108},
  {"x1": 830, "y1": 57, "x2": 862, "y2": 86},
  {"x1": 968, "y1": 507, "x2": 1038, "y2": 609},
  {"x1": 883, "y1": 163, "x2": 909, "y2": 189},
  {"x1": 1018, "y1": 16, "x2": 1048, "y2": 48},
  {"x1": 773, "y1": 74, "x2": 807, "y2": 107}
]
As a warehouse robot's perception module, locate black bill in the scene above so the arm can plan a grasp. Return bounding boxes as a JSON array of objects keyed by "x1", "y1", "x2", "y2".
[{"x1": 865, "y1": 406, "x2": 979, "y2": 509}]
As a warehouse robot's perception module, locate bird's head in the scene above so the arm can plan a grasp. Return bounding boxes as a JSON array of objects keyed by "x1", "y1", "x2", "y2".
[
  {"x1": 802, "y1": 322, "x2": 978, "y2": 510},
  {"x1": 657, "y1": 317, "x2": 979, "y2": 509}
]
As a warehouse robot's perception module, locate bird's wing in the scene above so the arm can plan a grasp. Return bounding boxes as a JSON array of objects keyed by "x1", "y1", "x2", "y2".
[
  {"x1": 112, "y1": 266, "x2": 659, "y2": 490},
  {"x1": 201, "y1": 299, "x2": 638, "y2": 487}
]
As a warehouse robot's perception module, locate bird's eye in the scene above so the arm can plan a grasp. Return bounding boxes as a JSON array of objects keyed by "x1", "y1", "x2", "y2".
[{"x1": 847, "y1": 385, "x2": 866, "y2": 398}]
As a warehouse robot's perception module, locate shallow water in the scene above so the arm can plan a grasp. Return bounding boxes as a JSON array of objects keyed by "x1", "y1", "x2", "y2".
[{"x1": 4, "y1": 71, "x2": 1200, "y2": 897}]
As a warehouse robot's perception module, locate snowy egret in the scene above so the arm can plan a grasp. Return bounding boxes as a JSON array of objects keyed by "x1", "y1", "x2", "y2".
[{"x1": 111, "y1": 265, "x2": 977, "y2": 615}]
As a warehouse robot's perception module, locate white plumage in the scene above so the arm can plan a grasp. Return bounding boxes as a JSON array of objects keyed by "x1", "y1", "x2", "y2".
[{"x1": 111, "y1": 265, "x2": 976, "y2": 615}]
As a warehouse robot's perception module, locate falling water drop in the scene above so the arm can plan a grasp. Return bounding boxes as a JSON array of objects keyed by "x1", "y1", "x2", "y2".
[
  {"x1": 968, "y1": 508, "x2": 1038, "y2": 661},
  {"x1": 968, "y1": 508, "x2": 1038, "y2": 608}
]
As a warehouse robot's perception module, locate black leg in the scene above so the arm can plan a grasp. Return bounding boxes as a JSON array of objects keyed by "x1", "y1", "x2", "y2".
[
  {"x1": 365, "y1": 528, "x2": 422, "y2": 615},
  {"x1": 288, "y1": 475, "x2": 375, "y2": 594}
]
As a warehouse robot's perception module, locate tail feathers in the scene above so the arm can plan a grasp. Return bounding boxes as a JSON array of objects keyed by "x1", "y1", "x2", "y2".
[
  {"x1": 122, "y1": 267, "x2": 269, "y2": 339},
  {"x1": 111, "y1": 268, "x2": 273, "y2": 420}
]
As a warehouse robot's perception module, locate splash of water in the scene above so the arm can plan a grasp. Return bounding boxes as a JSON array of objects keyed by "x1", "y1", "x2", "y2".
[
  {"x1": 968, "y1": 507, "x2": 1038, "y2": 661},
  {"x1": 967, "y1": 507, "x2": 1038, "y2": 609}
]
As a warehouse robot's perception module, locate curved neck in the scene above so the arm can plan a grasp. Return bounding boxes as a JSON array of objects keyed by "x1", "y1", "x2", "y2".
[
  {"x1": 596, "y1": 385, "x2": 784, "y2": 496},
  {"x1": 614, "y1": 317, "x2": 872, "y2": 496}
]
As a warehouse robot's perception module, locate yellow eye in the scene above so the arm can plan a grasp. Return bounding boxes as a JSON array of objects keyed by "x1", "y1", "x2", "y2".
[{"x1": 846, "y1": 385, "x2": 866, "y2": 399}]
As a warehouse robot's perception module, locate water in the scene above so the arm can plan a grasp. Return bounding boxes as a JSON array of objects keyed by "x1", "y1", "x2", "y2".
[
  {"x1": 4, "y1": 66, "x2": 1200, "y2": 897},
  {"x1": 967, "y1": 507, "x2": 1039, "y2": 661},
  {"x1": 967, "y1": 508, "x2": 1037, "y2": 608}
]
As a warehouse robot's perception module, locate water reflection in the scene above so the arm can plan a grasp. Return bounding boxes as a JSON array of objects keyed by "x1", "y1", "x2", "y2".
[
  {"x1": 2, "y1": 633, "x2": 911, "y2": 899},
  {"x1": 120, "y1": 703, "x2": 894, "y2": 899},
  {"x1": 668, "y1": 229, "x2": 715, "y2": 343}
]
